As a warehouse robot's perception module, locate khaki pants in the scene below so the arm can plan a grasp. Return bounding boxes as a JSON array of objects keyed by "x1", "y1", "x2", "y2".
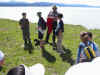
[{"x1": 57, "y1": 33, "x2": 63, "y2": 51}]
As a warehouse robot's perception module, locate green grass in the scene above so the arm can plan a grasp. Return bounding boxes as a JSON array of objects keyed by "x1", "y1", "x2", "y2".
[{"x1": 0, "y1": 19, "x2": 100, "y2": 75}]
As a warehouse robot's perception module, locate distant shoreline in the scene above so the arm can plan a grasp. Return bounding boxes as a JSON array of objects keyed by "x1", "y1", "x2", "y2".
[{"x1": 0, "y1": 2, "x2": 100, "y2": 8}]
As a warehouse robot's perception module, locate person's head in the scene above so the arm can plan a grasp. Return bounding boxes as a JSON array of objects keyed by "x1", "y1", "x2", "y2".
[
  {"x1": 80, "y1": 32, "x2": 88, "y2": 43},
  {"x1": 87, "y1": 32, "x2": 93, "y2": 41},
  {"x1": 37, "y1": 12, "x2": 42, "y2": 17},
  {"x1": 52, "y1": 5, "x2": 57, "y2": 12},
  {"x1": 22, "y1": 12, "x2": 26, "y2": 19},
  {"x1": 57, "y1": 13, "x2": 63, "y2": 20},
  {"x1": 7, "y1": 65, "x2": 25, "y2": 75}
]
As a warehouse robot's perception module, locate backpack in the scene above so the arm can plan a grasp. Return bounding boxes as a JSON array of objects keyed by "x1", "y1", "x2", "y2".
[
  {"x1": 41, "y1": 18, "x2": 46, "y2": 30},
  {"x1": 84, "y1": 46, "x2": 96, "y2": 60}
]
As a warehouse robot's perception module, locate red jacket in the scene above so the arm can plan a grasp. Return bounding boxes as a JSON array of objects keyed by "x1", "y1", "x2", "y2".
[{"x1": 46, "y1": 18, "x2": 54, "y2": 34}]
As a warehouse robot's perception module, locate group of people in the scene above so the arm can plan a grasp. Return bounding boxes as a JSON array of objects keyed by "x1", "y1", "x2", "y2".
[
  {"x1": 76, "y1": 32, "x2": 100, "y2": 63},
  {"x1": 19, "y1": 5, "x2": 65, "y2": 54},
  {"x1": 0, "y1": 5, "x2": 100, "y2": 75}
]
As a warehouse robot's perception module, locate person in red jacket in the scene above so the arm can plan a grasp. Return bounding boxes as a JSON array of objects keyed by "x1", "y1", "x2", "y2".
[{"x1": 45, "y1": 5, "x2": 58, "y2": 46}]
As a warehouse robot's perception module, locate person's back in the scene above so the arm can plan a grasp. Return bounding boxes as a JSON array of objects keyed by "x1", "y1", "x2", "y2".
[
  {"x1": 38, "y1": 17, "x2": 46, "y2": 30},
  {"x1": 55, "y1": 14, "x2": 64, "y2": 35},
  {"x1": 87, "y1": 32, "x2": 100, "y2": 57}
]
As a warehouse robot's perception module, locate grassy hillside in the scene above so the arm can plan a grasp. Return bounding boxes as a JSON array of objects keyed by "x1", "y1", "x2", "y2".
[{"x1": 0, "y1": 19, "x2": 100, "y2": 75}]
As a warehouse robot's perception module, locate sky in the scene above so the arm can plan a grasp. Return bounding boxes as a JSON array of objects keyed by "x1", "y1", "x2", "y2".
[{"x1": 0, "y1": 0, "x2": 100, "y2": 6}]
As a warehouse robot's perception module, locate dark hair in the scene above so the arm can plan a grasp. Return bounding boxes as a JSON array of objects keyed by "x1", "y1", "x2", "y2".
[
  {"x1": 37, "y1": 12, "x2": 42, "y2": 15},
  {"x1": 58, "y1": 13, "x2": 63, "y2": 18},
  {"x1": 80, "y1": 32, "x2": 87, "y2": 37},
  {"x1": 7, "y1": 65, "x2": 25, "y2": 75},
  {"x1": 22, "y1": 12, "x2": 26, "y2": 16},
  {"x1": 87, "y1": 32, "x2": 93, "y2": 38}
]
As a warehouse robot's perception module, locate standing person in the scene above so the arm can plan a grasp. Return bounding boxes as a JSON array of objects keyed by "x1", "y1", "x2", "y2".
[
  {"x1": 55, "y1": 13, "x2": 65, "y2": 54},
  {"x1": 37, "y1": 12, "x2": 46, "y2": 48},
  {"x1": 19, "y1": 12, "x2": 32, "y2": 50},
  {"x1": 45, "y1": 5, "x2": 58, "y2": 46}
]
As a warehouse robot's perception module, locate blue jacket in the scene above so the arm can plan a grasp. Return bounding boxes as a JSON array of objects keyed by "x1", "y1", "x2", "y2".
[
  {"x1": 76, "y1": 41, "x2": 100, "y2": 64},
  {"x1": 55, "y1": 20, "x2": 64, "y2": 35}
]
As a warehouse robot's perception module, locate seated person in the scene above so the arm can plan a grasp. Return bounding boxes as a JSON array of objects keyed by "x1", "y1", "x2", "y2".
[
  {"x1": 76, "y1": 32, "x2": 99, "y2": 64},
  {"x1": 7, "y1": 63, "x2": 45, "y2": 75},
  {"x1": 87, "y1": 32, "x2": 100, "y2": 56}
]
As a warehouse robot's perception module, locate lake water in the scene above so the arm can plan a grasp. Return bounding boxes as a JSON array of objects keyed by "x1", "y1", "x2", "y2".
[{"x1": 0, "y1": 7, "x2": 100, "y2": 29}]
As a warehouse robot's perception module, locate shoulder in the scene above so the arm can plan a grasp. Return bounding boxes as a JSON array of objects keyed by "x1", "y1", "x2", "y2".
[
  {"x1": 88, "y1": 41, "x2": 96, "y2": 46},
  {"x1": 19, "y1": 19, "x2": 23, "y2": 21},
  {"x1": 26, "y1": 19, "x2": 29, "y2": 21},
  {"x1": 60, "y1": 20, "x2": 64, "y2": 23},
  {"x1": 79, "y1": 42, "x2": 85, "y2": 48}
]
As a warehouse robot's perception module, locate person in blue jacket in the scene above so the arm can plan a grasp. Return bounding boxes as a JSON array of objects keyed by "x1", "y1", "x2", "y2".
[
  {"x1": 76, "y1": 32, "x2": 100, "y2": 64},
  {"x1": 55, "y1": 13, "x2": 65, "y2": 54},
  {"x1": 87, "y1": 32, "x2": 100, "y2": 57}
]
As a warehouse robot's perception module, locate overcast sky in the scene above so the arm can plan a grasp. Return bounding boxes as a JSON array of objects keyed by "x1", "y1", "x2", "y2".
[{"x1": 0, "y1": 0, "x2": 100, "y2": 6}]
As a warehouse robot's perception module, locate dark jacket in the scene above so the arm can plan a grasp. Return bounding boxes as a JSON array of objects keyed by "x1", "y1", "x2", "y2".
[
  {"x1": 38, "y1": 17, "x2": 46, "y2": 30},
  {"x1": 19, "y1": 18, "x2": 29, "y2": 29}
]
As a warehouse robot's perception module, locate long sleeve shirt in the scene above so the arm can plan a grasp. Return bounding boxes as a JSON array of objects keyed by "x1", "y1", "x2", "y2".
[
  {"x1": 55, "y1": 20, "x2": 64, "y2": 33},
  {"x1": 19, "y1": 18, "x2": 29, "y2": 29}
]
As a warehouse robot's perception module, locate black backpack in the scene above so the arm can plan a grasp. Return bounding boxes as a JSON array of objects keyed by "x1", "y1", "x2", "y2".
[{"x1": 41, "y1": 18, "x2": 46, "y2": 30}]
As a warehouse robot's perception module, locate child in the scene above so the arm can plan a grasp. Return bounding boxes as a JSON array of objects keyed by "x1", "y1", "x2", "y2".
[
  {"x1": 0, "y1": 50, "x2": 5, "y2": 71},
  {"x1": 19, "y1": 12, "x2": 32, "y2": 50},
  {"x1": 87, "y1": 32, "x2": 100, "y2": 57},
  {"x1": 55, "y1": 13, "x2": 65, "y2": 54},
  {"x1": 37, "y1": 12, "x2": 46, "y2": 48},
  {"x1": 76, "y1": 32, "x2": 98, "y2": 64},
  {"x1": 76, "y1": 32, "x2": 89, "y2": 64}
]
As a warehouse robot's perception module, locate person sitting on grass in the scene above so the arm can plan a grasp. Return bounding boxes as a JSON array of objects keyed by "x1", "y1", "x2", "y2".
[
  {"x1": 76, "y1": 32, "x2": 99, "y2": 64},
  {"x1": 19, "y1": 12, "x2": 32, "y2": 50},
  {"x1": 55, "y1": 13, "x2": 65, "y2": 54},
  {"x1": 7, "y1": 63, "x2": 45, "y2": 75},
  {"x1": 87, "y1": 32, "x2": 100, "y2": 56},
  {"x1": 0, "y1": 50, "x2": 5, "y2": 71},
  {"x1": 36, "y1": 12, "x2": 46, "y2": 48}
]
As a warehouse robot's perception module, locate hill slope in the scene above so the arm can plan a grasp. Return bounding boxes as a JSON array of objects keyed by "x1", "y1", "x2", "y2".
[{"x1": 0, "y1": 19, "x2": 100, "y2": 75}]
